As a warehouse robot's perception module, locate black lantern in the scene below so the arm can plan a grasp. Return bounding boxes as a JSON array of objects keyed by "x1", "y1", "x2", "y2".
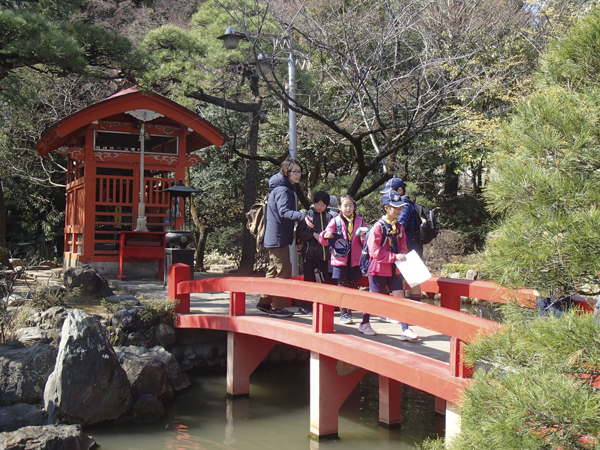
[{"x1": 164, "y1": 180, "x2": 198, "y2": 248}]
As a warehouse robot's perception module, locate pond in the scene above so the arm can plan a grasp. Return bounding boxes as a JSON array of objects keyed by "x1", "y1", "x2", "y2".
[{"x1": 87, "y1": 364, "x2": 443, "y2": 449}]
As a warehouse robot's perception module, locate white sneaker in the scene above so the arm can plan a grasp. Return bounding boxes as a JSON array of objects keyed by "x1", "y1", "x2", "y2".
[
  {"x1": 358, "y1": 323, "x2": 377, "y2": 336},
  {"x1": 340, "y1": 312, "x2": 354, "y2": 324},
  {"x1": 400, "y1": 328, "x2": 419, "y2": 341},
  {"x1": 379, "y1": 317, "x2": 400, "y2": 324}
]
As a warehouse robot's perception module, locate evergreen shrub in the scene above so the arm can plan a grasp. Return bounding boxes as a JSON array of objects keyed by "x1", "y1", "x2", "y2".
[{"x1": 420, "y1": 302, "x2": 600, "y2": 450}]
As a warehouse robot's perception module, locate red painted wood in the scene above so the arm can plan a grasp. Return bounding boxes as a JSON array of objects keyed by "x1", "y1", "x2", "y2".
[
  {"x1": 310, "y1": 353, "x2": 366, "y2": 438},
  {"x1": 435, "y1": 396, "x2": 446, "y2": 415},
  {"x1": 379, "y1": 376, "x2": 402, "y2": 427},
  {"x1": 441, "y1": 294, "x2": 461, "y2": 311},
  {"x1": 449, "y1": 337, "x2": 474, "y2": 378},
  {"x1": 230, "y1": 292, "x2": 246, "y2": 316},
  {"x1": 227, "y1": 332, "x2": 275, "y2": 397},
  {"x1": 420, "y1": 276, "x2": 596, "y2": 311},
  {"x1": 177, "y1": 314, "x2": 471, "y2": 403},
  {"x1": 37, "y1": 88, "x2": 227, "y2": 156},
  {"x1": 168, "y1": 263, "x2": 191, "y2": 313},
  {"x1": 177, "y1": 277, "x2": 501, "y2": 342},
  {"x1": 116, "y1": 231, "x2": 165, "y2": 280},
  {"x1": 313, "y1": 304, "x2": 335, "y2": 333}
]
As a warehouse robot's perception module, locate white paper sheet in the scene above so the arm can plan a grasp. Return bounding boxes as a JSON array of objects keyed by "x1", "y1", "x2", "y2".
[{"x1": 395, "y1": 250, "x2": 432, "y2": 288}]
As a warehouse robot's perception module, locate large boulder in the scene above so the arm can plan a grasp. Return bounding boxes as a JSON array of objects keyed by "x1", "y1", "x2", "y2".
[
  {"x1": 148, "y1": 346, "x2": 191, "y2": 392},
  {"x1": 63, "y1": 265, "x2": 113, "y2": 298},
  {"x1": 0, "y1": 424, "x2": 95, "y2": 450},
  {"x1": 0, "y1": 342, "x2": 57, "y2": 406},
  {"x1": 111, "y1": 306, "x2": 145, "y2": 332},
  {"x1": 44, "y1": 309, "x2": 132, "y2": 425},
  {"x1": 37, "y1": 306, "x2": 70, "y2": 330},
  {"x1": 116, "y1": 348, "x2": 174, "y2": 405},
  {"x1": 154, "y1": 323, "x2": 177, "y2": 349},
  {"x1": 115, "y1": 346, "x2": 191, "y2": 393},
  {"x1": 0, "y1": 404, "x2": 46, "y2": 432},
  {"x1": 132, "y1": 394, "x2": 165, "y2": 422},
  {"x1": 124, "y1": 329, "x2": 156, "y2": 348}
]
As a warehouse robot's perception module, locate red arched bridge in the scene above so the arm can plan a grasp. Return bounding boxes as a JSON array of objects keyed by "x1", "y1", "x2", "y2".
[{"x1": 167, "y1": 263, "x2": 594, "y2": 441}]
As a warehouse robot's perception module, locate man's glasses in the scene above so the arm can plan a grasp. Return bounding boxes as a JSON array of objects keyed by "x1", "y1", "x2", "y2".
[{"x1": 290, "y1": 170, "x2": 302, "y2": 175}]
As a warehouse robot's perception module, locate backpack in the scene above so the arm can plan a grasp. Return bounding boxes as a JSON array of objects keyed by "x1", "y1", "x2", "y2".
[
  {"x1": 359, "y1": 219, "x2": 388, "y2": 275},
  {"x1": 405, "y1": 197, "x2": 439, "y2": 245},
  {"x1": 246, "y1": 198, "x2": 267, "y2": 252}
]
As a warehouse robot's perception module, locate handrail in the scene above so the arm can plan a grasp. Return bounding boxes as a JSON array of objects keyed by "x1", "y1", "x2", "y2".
[
  {"x1": 175, "y1": 276, "x2": 501, "y2": 341},
  {"x1": 167, "y1": 264, "x2": 504, "y2": 379},
  {"x1": 420, "y1": 276, "x2": 595, "y2": 311}
]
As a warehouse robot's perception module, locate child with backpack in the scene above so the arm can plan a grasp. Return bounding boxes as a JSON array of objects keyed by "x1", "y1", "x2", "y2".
[
  {"x1": 319, "y1": 195, "x2": 366, "y2": 325},
  {"x1": 380, "y1": 177, "x2": 425, "y2": 309},
  {"x1": 295, "y1": 191, "x2": 334, "y2": 314},
  {"x1": 360, "y1": 191, "x2": 418, "y2": 340}
]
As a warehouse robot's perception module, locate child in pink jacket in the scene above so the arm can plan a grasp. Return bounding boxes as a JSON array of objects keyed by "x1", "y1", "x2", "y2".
[
  {"x1": 360, "y1": 191, "x2": 418, "y2": 339},
  {"x1": 319, "y1": 195, "x2": 365, "y2": 324}
]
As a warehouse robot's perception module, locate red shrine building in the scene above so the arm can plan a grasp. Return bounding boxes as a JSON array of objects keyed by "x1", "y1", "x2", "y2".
[{"x1": 35, "y1": 87, "x2": 227, "y2": 278}]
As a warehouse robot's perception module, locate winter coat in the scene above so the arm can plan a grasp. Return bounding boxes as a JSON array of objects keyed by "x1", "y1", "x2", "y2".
[
  {"x1": 318, "y1": 214, "x2": 365, "y2": 267},
  {"x1": 263, "y1": 172, "x2": 307, "y2": 248},
  {"x1": 366, "y1": 219, "x2": 408, "y2": 277},
  {"x1": 296, "y1": 208, "x2": 332, "y2": 261}
]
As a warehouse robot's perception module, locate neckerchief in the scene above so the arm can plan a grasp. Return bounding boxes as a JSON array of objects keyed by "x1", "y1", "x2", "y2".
[
  {"x1": 383, "y1": 218, "x2": 399, "y2": 253},
  {"x1": 343, "y1": 214, "x2": 354, "y2": 241}
]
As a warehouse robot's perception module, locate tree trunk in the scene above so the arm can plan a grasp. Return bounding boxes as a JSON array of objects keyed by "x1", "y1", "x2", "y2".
[
  {"x1": 0, "y1": 179, "x2": 13, "y2": 270},
  {"x1": 237, "y1": 107, "x2": 261, "y2": 275},
  {"x1": 186, "y1": 168, "x2": 203, "y2": 272},
  {"x1": 445, "y1": 161, "x2": 459, "y2": 199},
  {"x1": 194, "y1": 224, "x2": 210, "y2": 272}
]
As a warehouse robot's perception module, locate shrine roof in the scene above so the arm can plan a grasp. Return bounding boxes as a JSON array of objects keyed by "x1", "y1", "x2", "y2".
[{"x1": 36, "y1": 87, "x2": 228, "y2": 157}]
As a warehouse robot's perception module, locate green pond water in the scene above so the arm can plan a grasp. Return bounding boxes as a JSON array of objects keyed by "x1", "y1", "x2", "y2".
[{"x1": 86, "y1": 365, "x2": 443, "y2": 450}]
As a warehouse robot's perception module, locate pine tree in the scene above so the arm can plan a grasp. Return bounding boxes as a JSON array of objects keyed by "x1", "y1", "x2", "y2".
[
  {"x1": 482, "y1": 5, "x2": 600, "y2": 297},
  {"x1": 420, "y1": 303, "x2": 600, "y2": 450}
]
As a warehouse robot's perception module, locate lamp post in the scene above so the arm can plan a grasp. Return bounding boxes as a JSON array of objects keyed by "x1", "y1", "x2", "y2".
[
  {"x1": 125, "y1": 109, "x2": 164, "y2": 232},
  {"x1": 217, "y1": 27, "x2": 297, "y2": 159},
  {"x1": 217, "y1": 27, "x2": 299, "y2": 274}
]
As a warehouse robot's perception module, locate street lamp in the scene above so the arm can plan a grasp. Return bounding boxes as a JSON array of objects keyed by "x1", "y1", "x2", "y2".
[
  {"x1": 217, "y1": 27, "x2": 297, "y2": 160},
  {"x1": 217, "y1": 27, "x2": 299, "y2": 274}
]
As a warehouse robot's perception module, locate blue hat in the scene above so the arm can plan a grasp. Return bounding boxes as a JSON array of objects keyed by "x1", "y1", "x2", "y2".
[
  {"x1": 382, "y1": 191, "x2": 406, "y2": 208},
  {"x1": 327, "y1": 232, "x2": 351, "y2": 256},
  {"x1": 380, "y1": 177, "x2": 406, "y2": 194}
]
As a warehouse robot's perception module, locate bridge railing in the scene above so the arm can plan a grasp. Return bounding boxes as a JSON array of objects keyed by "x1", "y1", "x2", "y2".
[
  {"x1": 420, "y1": 276, "x2": 595, "y2": 312},
  {"x1": 168, "y1": 264, "x2": 504, "y2": 379}
]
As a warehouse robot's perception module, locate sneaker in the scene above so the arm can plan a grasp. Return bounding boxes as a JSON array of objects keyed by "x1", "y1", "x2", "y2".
[
  {"x1": 379, "y1": 317, "x2": 400, "y2": 324},
  {"x1": 340, "y1": 312, "x2": 354, "y2": 324},
  {"x1": 298, "y1": 306, "x2": 312, "y2": 315},
  {"x1": 256, "y1": 302, "x2": 271, "y2": 314},
  {"x1": 400, "y1": 328, "x2": 419, "y2": 341},
  {"x1": 269, "y1": 307, "x2": 294, "y2": 318},
  {"x1": 358, "y1": 323, "x2": 377, "y2": 336}
]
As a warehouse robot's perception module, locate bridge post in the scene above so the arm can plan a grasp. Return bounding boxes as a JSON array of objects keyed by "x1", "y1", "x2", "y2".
[
  {"x1": 313, "y1": 304, "x2": 335, "y2": 333},
  {"x1": 445, "y1": 400, "x2": 462, "y2": 444},
  {"x1": 440, "y1": 294, "x2": 461, "y2": 311},
  {"x1": 378, "y1": 376, "x2": 401, "y2": 428},
  {"x1": 449, "y1": 337, "x2": 474, "y2": 378},
  {"x1": 309, "y1": 352, "x2": 366, "y2": 440},
  {"x1": 167, "y1": 263, "x2": 191, "y2": 313},
  {"x1": 230, "y1": 292, "x2": 246, "y2": 316},
  {"x1": 435, "y1": 397, "x2": 446, "y2": 415},
  {"x1": 227, "y1": 332, "x2": 276, "y2": 398}
]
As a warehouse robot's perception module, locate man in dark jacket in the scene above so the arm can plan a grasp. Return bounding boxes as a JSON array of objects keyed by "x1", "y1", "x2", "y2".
[
  {"x1": 257, "y1": 159, "x2": 310, "y2": 318},
  {"x1": 295, "y1": 190, "x2": 333, "y2": 314}
]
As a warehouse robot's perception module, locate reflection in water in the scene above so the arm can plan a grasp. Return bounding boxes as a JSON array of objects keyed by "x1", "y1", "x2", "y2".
[{"x1": 87, "y1": 365, "x2": 441, "y2": 450}]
